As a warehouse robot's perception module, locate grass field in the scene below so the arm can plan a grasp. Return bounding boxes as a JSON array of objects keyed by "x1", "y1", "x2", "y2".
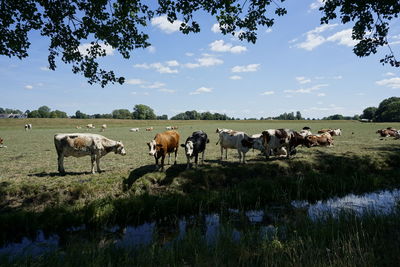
[{"x1": 1, "y1": 118, "x2": 400, "y2": 265}]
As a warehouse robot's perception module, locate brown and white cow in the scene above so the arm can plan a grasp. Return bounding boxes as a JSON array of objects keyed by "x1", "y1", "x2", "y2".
[
  {"x1": 0, "y1": 137, "x2": 6, "y2": 148},
  {"x1": 376, "y1": 128, "x2": 397, "y2": 137},
  {"x1": 146, "y1": 127, "x2": 154, "y2": 131},
  {"x1": 147, "y1": 130, "x2": 180, "y2": 171},
  {"x1": 262, "y1": 129, "x2": 309, "y2": 158},
  {"x1": 216, "y1": 130, "x2": 254, "y2": 163},
  {"x1": 305, "y1": 132, "x2": 333, "y2": 147},
  {"x1": 24, "y1": 124, "x2": 32, "y2": 131},
  {"x1": 86, "y1": 124, "x2": 95, "y2": 129},
  {"x1": 54, "y1": 133, "x2": 126, "y2": 174}
]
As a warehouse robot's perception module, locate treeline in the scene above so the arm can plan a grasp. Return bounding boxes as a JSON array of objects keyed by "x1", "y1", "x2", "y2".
[
  {"x1": 360, "y1": 97, "x2": 400, "y2": 122},
  {"x1": 170, "y1": 110, "x2": 235, "y2": 120},
  {"x1": 322, "y1": 114, "x2": 360, "y2": 120},
  {"x1": 0, "y1": 108, "x2": 23, "y2": 114}
]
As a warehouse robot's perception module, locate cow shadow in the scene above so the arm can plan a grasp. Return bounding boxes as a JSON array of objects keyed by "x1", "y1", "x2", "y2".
[
  {"x1": 28, "y1": 171, "x2": 92, "y2": 177},
  {"x1": 123, "y1": 164, "x2": 158, "y2": 190}
]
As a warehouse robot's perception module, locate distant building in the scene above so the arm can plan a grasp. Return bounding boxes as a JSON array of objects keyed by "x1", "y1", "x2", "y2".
[{"x1": 0, "y1": 113, "x2": 28, "y2": 119}]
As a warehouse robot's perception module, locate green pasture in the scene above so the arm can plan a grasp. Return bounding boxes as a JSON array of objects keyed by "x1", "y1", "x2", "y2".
[{"x1": 0, "y1": 119, "x2": 399, "y2": 228}]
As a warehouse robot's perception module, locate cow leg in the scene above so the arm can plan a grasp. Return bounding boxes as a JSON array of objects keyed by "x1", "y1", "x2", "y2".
[
  {"x1": 96, "y1": 154, "x2": 101, "y2": 173},
  {"x1": 237, "y1": 149, "x2": 242, "y2": 163},
  {"x1": 160, "y1": 155, "x2": 165, "y2": 172},
  {"x1": 174, "y1": 147, "x2": 178, "y2": 165},
  {"x1": 154, "y1": 156, "x2": 159, "y2": 170},
  {"x1": 194, "y1": 154, "x2": 198, "y2": 168},
  {"x1": 220, "y1": 146, "x2": 224, "y2": 160},
  {"x1": 186, "y1": 156, "x2": 190, "y2": 169},
  {"x1": 167, "y1": 153, "x2": 171, "y2": 165},
  {"x1": 225, "y1": 148, "x2": 228, "y2": 160},
  {"x1": 243, "y1": 152, "x2": 247, "y2": 164},
  {"x1": 57, "y1": 153, "x2": 65, "y2": 174},
  {"x1": 91, "y1": 154, "x2": 96, "y2": 174},
  {"x1": 201, "y1": 151, "x2": 205, "y2": 165}
]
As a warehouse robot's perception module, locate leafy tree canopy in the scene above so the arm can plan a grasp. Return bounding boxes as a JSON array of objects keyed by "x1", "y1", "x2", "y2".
[
  {"x1": 361, "y1": 106, "x2": 377, "y2": 120},
  {"x1": 133, "y1": 104, "x2": 156, "y2": 120},
  {"x1": 4, "y1": 1, "x2": 399, "y2": 86}
]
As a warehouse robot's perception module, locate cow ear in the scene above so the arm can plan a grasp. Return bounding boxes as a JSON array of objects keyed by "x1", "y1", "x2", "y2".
[
  {"x1": 180, "y1": 144, "x2": 185, "y2": 147},
  {"x1": 146, "y1": 142, "x2": 150, "y2": 147}
]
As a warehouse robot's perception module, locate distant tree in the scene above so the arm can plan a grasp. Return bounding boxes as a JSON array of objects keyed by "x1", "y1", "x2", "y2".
[
  {"x1": 157, "y1": 114, "x2": 168, "y2": 120},
  {"x1": 28, "y1": 110, "x2": 40, "y2": 118},
  {"x1": 74, "y1": 110, "x2": 89, "y2": 119},
  {"x1": 296, "y1": 111, "x2": 303, "y2": 120},
  {"x1": 361, "y1": 107, "x2": 377, "y2": 120},
  {"x1": 374, "y1": 97, "x2": 400, "y2": 122},
  {"x1": 132, "y1": 104, "x2": 156, "y2": 120},
  {"x1": 0, "y1": 108, "x2": 5, "y2": 113},
  {"x1": 352, "y1": 114, "x2": 360, "y2": 120},
  {"x1": 37, "y1": 106, "x2": 51, "y2": 118},
  {"x1": 323, "y1": 114, "x2": 344, "y2": 120},
  {"x1": 112, "y1": 109, "x2": 132, "y2": 119},
  {"x1": 201, "y1": 112, "x2": 213, "y2": 120},
  {"x1": 51, "y1": 110, "x2": 68, "y2": 118}
]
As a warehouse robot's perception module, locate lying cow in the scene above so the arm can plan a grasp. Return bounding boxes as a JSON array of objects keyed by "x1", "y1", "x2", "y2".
[
  {"x1": 100, "y1": 124, "x2": 107, "y2": 132},
  {"x1": 331, "y1": 128, "x2": 342, "y2": 136},
  {"x1": 129, "y1": 128, "x2": 140, "y2": 132},
  {"x1": 54, "y1": 133, "x2": 126, "y2": 174},
  {"x1": 262, "y1": 129, "x2": 308, "y2": 158},
  {"x1": 216, "y1": 130, "x2": 254, "y2": 163},
  {"x1": 24, "y1": 124, "x2": 32, "y2": 131},
  {"x1": 306, "y1": 132, "x2": 333, "y2": 147},
  {"x1": 181, "y1": 131, "x2": 209, "y2": 169},
  {"x1": 86, "y1": 124, "x2": 95, "y2": 129},
  {"x1": 147, "y1": 130, "x2": 180, "y2": 171},
  {"x1": 376, "y1": 128, "x2": 397, "y2": 137},
  {"x1": 146, "y1": 127, "x2": 154, "y2": 131}
]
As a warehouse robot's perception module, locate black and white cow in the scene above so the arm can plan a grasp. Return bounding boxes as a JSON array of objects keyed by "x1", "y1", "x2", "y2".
[{"x1": 181, "y1": 131, "x2": 209, "y2": 169}]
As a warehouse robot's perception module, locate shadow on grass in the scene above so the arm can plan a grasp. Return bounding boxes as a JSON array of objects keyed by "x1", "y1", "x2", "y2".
[{"x1": 28, "y1": 171, "x2": 92, "y2": 177}]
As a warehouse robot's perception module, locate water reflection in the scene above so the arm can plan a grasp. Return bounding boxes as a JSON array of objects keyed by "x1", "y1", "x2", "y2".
[{"x1": 1, "y1": 188, "x2": 399, "y2": 258}]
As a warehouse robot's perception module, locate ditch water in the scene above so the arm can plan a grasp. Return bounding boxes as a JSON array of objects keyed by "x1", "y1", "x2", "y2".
[{"x1": 1, "y1": 189, "x2": 399, "y2": 258}]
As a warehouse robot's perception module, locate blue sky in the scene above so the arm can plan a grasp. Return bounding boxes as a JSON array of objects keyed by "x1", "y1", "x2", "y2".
[{"x1": 1, "y1": 0, "x2": 400, "y2": 119}]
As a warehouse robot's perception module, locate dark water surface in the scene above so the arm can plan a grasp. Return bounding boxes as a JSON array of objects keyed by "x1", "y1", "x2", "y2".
[{"x1": 1, "y1": 189, "x2": 399, "y2": 258}]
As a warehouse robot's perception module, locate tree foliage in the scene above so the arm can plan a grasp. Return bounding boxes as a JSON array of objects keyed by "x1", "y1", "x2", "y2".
[
  {"x1": 361, "y1": 107, "x2": 377, "y2": 120},
  {"x1": 374, "y1": 97, "x2": 400, "y2": 122},
  {"x1": 132, "y1": 104, "x2": 156, "y2": 120}
]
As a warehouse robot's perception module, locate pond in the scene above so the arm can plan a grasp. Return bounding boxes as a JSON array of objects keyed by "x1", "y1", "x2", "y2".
[{"x1": 1, "y1": 188, "x2": 399, "y2": 258}]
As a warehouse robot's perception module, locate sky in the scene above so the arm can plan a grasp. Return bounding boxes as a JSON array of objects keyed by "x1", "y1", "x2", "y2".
[{"x1": 1, "y1": 0, "x2": 400, "y2": 119}]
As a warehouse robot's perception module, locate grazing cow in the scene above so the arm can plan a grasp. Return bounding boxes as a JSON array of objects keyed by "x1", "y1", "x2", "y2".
[
  {"x1": 216, "y1": 130, "x2": 254, "y2": 163},
  {"x1": 147, "y1": 130, "x2": 180, "y2": 171},
  {"x1": 0, "y1": 137, "x2": 6, "y2": 148},
  {"x1": 262, "y1": 129, "x2": 309, "y2": 158},
  {"x1": 24, "y1": 124, "x2": 32, "y2": 131},
  {"x1": 86, "y1": 124, "x2": 95, "y2": 129},
  {"x1": 129, "y1": 128, "x2": 140, "y2": 132},
  {"x1": 54, "y1": 133, "x2": 126, "y2": 174},
  {"x1": 305, "y1": 132, "x2": 333, "y2": 147},
  {"x1": 146, "y1": 127, "x2": 154, "y2": 131},
  {"x1": 376, "y1": 129, "x2": 397, "y2": 137},
  {"x1": 181, "y1": 131, "x2": 209, "y2": 169},
  {"x1": 100, "y1": 124, "x2": 107, "y2": 132},
  {"x1": 331, "y1": 128, "x2": 342, "y2": 136},
  {"x1": 165, "y1": 126, "x2": 172, "y2": 130}
]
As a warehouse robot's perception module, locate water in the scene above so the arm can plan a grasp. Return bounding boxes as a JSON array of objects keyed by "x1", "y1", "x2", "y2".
[{"x1": 1, "y1": 188, "x2": 399, "y2": 258}]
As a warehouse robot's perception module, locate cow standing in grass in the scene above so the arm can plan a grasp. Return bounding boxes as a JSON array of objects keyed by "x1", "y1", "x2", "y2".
[
  {"x1": 147, "y1": 130, "x2": 180, "y2": 171},
  {"x1": 216, "y1": 129, "x2": 254, "y2": 163},
  {"x1": 181, "y1": 131, "x2": 209, "y2": 169},
  {"x1": 54, "y1": 133, "x2": 126, "y2": 174}
]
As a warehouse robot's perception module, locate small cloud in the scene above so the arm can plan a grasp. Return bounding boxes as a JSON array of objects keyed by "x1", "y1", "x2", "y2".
[
  {"x1": 384, "y1": 72, "x2": 396, "y2": 76},
  {"x1": 309, "y1": 0, "x2": 324, "y2": 11},
  {"x1": 284, "y1": 84, "x2": 328, "y2": 94},
  {"x1": 261, "y1": 91, "x2": 275, "y2": 95},
  {"x1": 229, "y1": 75, "x2": 242, "y2": 80},
  {"x1": 142, "y1": 82, "x2": 166, "y2": 89},
  {"x1": 159, "y1": 88, "x2": 176, "y2": 93},
  {"x1": 333, "y1": 75, "x2": 343, "y2": 79},
  {"x1": 40, "y1": 66, "x2": 50, "y2": 71},
  {"x1": 166, "y1": 60, "x2": 179, "y2": 67},
  {"x1": 296, "y1": 76, "x2": 311, "y2": 84},
  {"x1": 24, "y1": 85, "x2": 33, "y2": 90},
  {"x1": 37, "y1": 82, "x2": 44, "y2": 87},
  {"x1": 376, "y1": 77, "x2": 400, "y2": 88},
  {"x1": 185, "y1": 52, "x2": 194, "y2": 57},
  {"x1": 147, "y1": 46, "x2": 156, "y2": 53},
  {"x1": 356, "y1": 92, "x2": 365, "y2": 96},
  {"x1": 151, "y1": 15, "x2": 182, "y2": 34},
  {"x1": 184, "y1": 54, "x2": 223, "y2": 68},
  {"x1": 190, "y1": 87, "x2": 213, "y2": 95},
  {"x1": 266, "y1": 28, "x2": 273, "y2": 34},
  {"x1": 78, "y1": 42, "x2": 115, "y2": 56},
  {"x1": 209, "y1": 40, "x2": 247, "y2": 54},
  {"x1": 317, "y1": 93, "x2": 326, "y2": 97},
  {"x1": 134, "y1": 62, "x2": 179, "y2": 74},
  {"x1": 211, "y1": 23, "x2": 221, "y2": 33},
  {"x1": 231, "y1": 64, "x2": 260, "y2": 73},
  {"x1": 126, "y1": 79, "x2": 146, "y2": 85}
]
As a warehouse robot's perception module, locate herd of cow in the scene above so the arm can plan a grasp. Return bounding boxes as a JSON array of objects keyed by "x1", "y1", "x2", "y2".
[{"x1": 1, "y1": 124, "x2": 399, "y2": 174}]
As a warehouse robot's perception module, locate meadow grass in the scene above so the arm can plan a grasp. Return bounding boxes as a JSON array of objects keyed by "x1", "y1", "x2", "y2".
[{"x1": 0, "y1": 119, "x2": 400, "y2": 241}]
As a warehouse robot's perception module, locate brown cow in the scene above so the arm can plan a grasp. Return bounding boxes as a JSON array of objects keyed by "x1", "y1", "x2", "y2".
[
  {"x1": 306, "y1": 132, "x2": 333, "y2": 147},
  {"x1": 147, "y1": 130, "x2": 180, "y2": 171},
  {"x1": 376, "y1": 128, "x2": 397, "y2": 137}
]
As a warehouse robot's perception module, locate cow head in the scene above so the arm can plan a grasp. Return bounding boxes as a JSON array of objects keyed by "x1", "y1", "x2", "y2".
[
  {"x1": 181, "y1": 140, "x2": 194, "y2": 157},
  {"x1": 115, "y1": 141, "x2": 126, "y2": 155},
  {"x1": 241, "y1": 137, "x2": 254, "y2": 148},
  {"x1": 305, "y1": 135, "x2": 318, "y2": 147},
  {"x1": 147, "y1": 140, "x2": 161, "y2": 156},
  {"x1": 251, "y1": 137, "x2": 265, "y2": 152}
]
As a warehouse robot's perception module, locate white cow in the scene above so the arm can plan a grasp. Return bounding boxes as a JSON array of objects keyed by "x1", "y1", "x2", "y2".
[
  {"x1": 129, "y1": 128, "x2": 140, "y2": 132},
  {"x1": 216, "y1": 130, "x2": 254, "y2": 163},
  {"x1": 331, "y1": 128, "x2": 342, "y2": 136},
  {"x1": 299, "y1": 129, "x2": 312, "y2": 137},
  {"x1": 86, "y1": 124, "x2": 95, "y2": 129},
  {"x1": 24, "y1": 124, "x2": 32, "y2": 131},
  {"x1": 395, "y1": 130, "x2": 400, "y2": 139},
  {"x1": 100, "y1": 124, "x2": 107, "y2": 132},
  {"x1": 165, "y1": 126, "x2": 172, "y2": 130},
  {"x1": 54, "y1": 133, "x2": 126, "y2": 174}
]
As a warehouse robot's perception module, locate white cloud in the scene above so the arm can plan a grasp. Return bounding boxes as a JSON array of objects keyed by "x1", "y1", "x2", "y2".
[
  {"x1": 317, "y1": 93, "x2": 326, "y2": 97},
  {"x1": 230, "y1": 75, "x2": 242, "y2": 80},
  {"x1": 24, "y1": 85, "x2": 33, "y2": 90},
  {"x1": 151, "y1": 15, "x2": 182, "y2": 34},
  {"x1": 296, "y1": 76, "x2": 311, "y2": 84},
  {"x1": 326, "y1": 29, "x2": 358, "y2": 47},
  {"x1": 134, "y1": 61, "x2": 179, "y2": 74},
  {"x1": 261, "y1": 91, "x2": 275, "y2": 95},
  {"x1": 184, "y1": 54, "x2": 223, "y2": 68},
  {"x1": 231, "y1": 64, "x2": 260, "y2": 73},
  {"x1": 142, "y1": 82, "x2": 166, "y2": 89},
  {"x1": 159, "y1": 88, "x2": 176, "y2": 93},
  {"x1": 78, "y1": 43, "x2": 115, "y2": 56},
  {"x1": 209, "y1": 40, "x2": 247, "y2": 54},
  {"x1": 131, "y1": 91, "x2": 150, "y2": 96},
  {"x1": 190, "y1": 87, "x2": 213, "y2": 95},
  {"x1": 384, "y1": 72, "x2": 396, "y2": 76},
  {"x1": 211, "y1": 23, "x2": 221, "y2": 33},
  {"x1": 40, "y1": 66, "x2": 50, "y2": 71},
  {"x1": 284, "y1": 84, "x2": 328, "y2": 94},
  {"x1": 185, "y1": 52, "x2": 194, "y2": 57},
  {"x1": 147, "y1": 46, "x2": 156, "y2": 53},
  {"x1": 266, "y1": 28, "x2": 273, "y2": 34},
  {"x1": 309, "y1": 0, "x2": 324, "y2": 11},
  {"x1": 126, "y1": 79, "x2": 146, "y2": 85},
  {"x1": 333, "y1": 75, "x2": 343, "y2": 79},
  {"x1": 376, "y1": 77, "x2": 400, "y2": 88}
]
